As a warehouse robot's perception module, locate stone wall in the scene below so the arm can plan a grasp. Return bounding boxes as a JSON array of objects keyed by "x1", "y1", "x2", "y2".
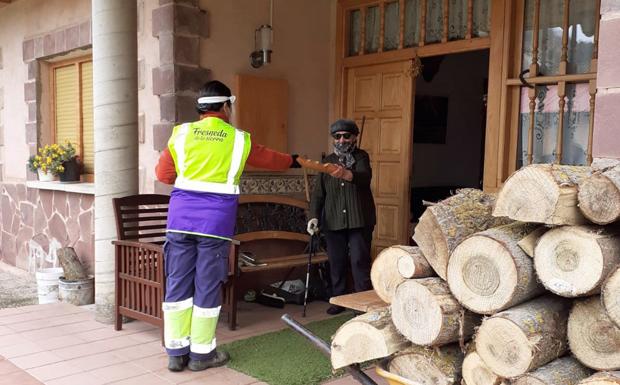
[{"x1": 0, "y1": 184, "x2": 94, "y2": 275}]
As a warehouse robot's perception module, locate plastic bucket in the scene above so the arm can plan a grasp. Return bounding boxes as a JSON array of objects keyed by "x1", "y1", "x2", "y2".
[
  {"x1": 35, "y1": 267, "x2": 63, "y2": 304},
  {"x1": 58, "y1": 275, "x2": 94, "y2": 306}
]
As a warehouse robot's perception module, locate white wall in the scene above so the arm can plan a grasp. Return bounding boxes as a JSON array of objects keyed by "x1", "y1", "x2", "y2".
[
  {"x1": 198, "y1": 0, "x2": 336, "y2": 163},
  {"x1": 412, "y1": 50, "x2": 489, "y2": 188}
]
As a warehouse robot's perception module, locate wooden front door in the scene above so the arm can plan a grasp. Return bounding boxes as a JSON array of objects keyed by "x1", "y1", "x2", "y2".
[{"x1": 345, "y1": 60, "x2": 414, "y2": 256}]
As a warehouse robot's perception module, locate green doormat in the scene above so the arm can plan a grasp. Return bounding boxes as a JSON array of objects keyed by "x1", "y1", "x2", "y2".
[{"x1": 219, "y1": 314, "x2": 354, "y2": 385}]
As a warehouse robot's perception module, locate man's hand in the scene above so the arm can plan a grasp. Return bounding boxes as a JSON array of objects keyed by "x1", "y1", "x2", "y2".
[
  {"x1": 307, "y1": 218, "x2": 319, "y2": 235},
  {"x1": 330, "y1": 165, "x2": 353, "y2": 181}
]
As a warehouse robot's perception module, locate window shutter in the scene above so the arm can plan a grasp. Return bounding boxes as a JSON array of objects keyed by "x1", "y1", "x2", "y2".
[
  {"x1": 54, "y1": 65, "x2": 80, "y2": 148},
  {"x1": 81, "y1": 61, "x2": 94, "y2": 174}
]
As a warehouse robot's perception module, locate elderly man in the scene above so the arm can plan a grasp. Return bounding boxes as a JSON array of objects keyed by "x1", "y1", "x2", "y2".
[{"x1": 307, "y1": 119, "x2": 376, "y2": 315}]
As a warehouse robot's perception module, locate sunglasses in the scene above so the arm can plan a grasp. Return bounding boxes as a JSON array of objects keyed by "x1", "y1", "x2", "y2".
[{"x1": 332, "y1": 133, "x2": 353, "y2": 140}]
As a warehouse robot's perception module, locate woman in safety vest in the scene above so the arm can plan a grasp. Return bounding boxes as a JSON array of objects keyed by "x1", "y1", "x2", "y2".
[{"x1": 155, "y1": 80, "x2": 301, "y2": 372}]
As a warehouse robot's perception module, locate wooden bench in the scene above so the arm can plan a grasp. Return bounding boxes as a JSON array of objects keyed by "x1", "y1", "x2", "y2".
[{"x1": 112, "y1": 193, "x2": 327, "y2": 332}]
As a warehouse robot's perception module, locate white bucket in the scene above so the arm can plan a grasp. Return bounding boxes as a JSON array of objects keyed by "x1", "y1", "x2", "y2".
[{"x1": 35, "y1": 267, "x2": 63, "y2": 304}]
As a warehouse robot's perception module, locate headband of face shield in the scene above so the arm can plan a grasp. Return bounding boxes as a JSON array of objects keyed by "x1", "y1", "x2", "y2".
[{"x1": 196, "y1": 95, "x2": 236, "y2": 109}]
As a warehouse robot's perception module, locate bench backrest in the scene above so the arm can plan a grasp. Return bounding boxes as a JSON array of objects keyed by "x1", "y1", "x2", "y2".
[{"x1": 113, "y1": 194, "x2": 170, "y2": 244}]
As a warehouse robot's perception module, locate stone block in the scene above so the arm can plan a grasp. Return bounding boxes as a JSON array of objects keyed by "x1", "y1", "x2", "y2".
[
  {"x1": 593, "y1": 90, "x2": 620, "y2": 159},
  {"x1": 27, "y1": 102, "x2": 37, "y2": 123},
  {"x1": 602, "y1": 0, "x2": 620, "y2": 15},
  {"x1": 597, "y1": 17, "x2": 620, "y2": 89},
  {"x1": 65, "y1": 25, "x2": 80, "y2": 51},
  {"x1": 175, "y1": 5, "x2": 204, "y2": 37},
  {"x1": 153, "y1": 122, "x2": 174, "y2": 151},
  {"x1": 152, "y1": 66, "x2": 174, "y2": 95},
  {"x1": 159, "y1": 94, "x2": 176, "y2": 122},
  {"x1": 152, "y1": 4, "x2": 174, "y2": 38},
  {"x1": 34, "y1": 36, "x2": 44, "y2": 58},
  {"x1": 138, "y1": 58, "x2": 146, "y2": 90},
  {"x1": 24, "y1": 82, "x2": 36, "y2": 102},
  {"x1": 25, "y1": 123, "x2": 37, "y2": 144},
  {"x1": 177, "y1": 65, "x2": 209, "y2": 92},
  {"x1": 54, "y1": 30, "x2": 66, "y2": 53},
  {"x1": 43, "y1": 33, "x2": 55, "y2": 57},
  {"x1": 159, "y1": 32, "x2": 174, "y2": 65},
  {"x1": 28, "y1": 61, "x2": 38, "y2": 81},
  {"x1": 174, "y1": 35, "x2": 200, "y2": 65},
  {"x1": 22, "y1": 39, "x2": 34, "y2": 62},
  {"x1": 79, "y1": 20, "x2": 91, "y2": 47}
]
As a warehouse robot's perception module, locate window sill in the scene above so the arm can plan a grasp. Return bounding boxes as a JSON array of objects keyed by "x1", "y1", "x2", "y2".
[{"x1": 25, "y1": 181, "x2": 94, "y2": 195}]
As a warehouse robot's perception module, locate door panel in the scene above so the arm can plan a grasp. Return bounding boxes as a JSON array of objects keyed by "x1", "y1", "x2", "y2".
[{"x1": 346, "y1": 60, "x2": 414, "y2": 257}]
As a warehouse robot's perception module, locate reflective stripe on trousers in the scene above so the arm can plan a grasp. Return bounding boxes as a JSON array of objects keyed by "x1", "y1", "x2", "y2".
[{"x1": 163, "y1": 299, "x2": 220, "y2": 355}]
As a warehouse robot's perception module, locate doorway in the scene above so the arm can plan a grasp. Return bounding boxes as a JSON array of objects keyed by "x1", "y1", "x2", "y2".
[{"x1": 409, "y1": 50, "x2": 490, "y2": 228}]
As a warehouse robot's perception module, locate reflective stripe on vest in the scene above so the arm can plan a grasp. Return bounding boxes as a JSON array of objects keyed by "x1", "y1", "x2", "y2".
[{"x1": 169, "y1": 118, "x2": 251, "y2": 195}]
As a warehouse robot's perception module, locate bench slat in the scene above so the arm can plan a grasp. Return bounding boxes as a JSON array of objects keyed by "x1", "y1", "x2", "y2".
[{"x1": 239, "y1": 253, "x2": 328, "y2": 273}]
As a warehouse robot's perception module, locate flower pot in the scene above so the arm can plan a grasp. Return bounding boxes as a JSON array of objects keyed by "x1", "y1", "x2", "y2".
[
  {"x1": 37, "y1": 169, "x2": 55, "y2": 182},
  {"x1": 59, "y1": 275, "x2": 94, "y2": 306},
  {"x1": 59, "y1": 158, "x2": 81, "y2": 182}
]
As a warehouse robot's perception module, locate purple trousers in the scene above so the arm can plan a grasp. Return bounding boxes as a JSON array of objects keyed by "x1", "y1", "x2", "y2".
[{"x1": 164, "y1": 232, "x2": 230, "y2": 359}]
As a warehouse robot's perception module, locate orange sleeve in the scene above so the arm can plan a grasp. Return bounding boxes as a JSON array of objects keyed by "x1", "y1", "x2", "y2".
[
  {"x1": 246, "y1": 143, "x2": 293, "y2": 170},
  {"x1": 155, "y1": 148, "x2": 177, "y2": 184}
]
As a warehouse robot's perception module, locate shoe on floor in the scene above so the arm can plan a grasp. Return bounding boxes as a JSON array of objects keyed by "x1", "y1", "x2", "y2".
[
  {"x1": 326, "y1": 305, "x2": 345, "y2": 315},
  {"x1": 168, "y1": 354, "x2": 189, "y2": 372},
  {"x1": 188, "y1": 351, "x2": 230, "y2": 371}
]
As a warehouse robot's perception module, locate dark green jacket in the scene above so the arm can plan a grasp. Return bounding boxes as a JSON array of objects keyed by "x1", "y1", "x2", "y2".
[{"x1": 309, "y1": 149, "x2": 376, "y2": 231}]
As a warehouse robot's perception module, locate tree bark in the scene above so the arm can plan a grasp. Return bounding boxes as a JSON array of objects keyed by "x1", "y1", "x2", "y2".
[
  {"x1": 475, "y1": 295, "x2": 571, "y2": 378},
  {"x1": 462, "y1": 351, "x2": 506, "y2": 385},
  {"x1": 577, "y1": 371, "x2": 620, "y2": 384},
  {"x1": 371, "y1": 245, "x2": 432, "y2": 303},
  {"x1": 387, "y1": 344, "x2": 465, "y2": 385},
  {"x1": 57, "y1": 247, "x2": 87, "y2": 280},
  {"x1": 511, "y1": 356, "x2": 593, "y2": 385},
  {"x1": 391, "y1": 277, "x2": 481, "y2": 346},
  {"x1": 330, "y1": 308, "x2": 410, "y2": 369},
  {"x1": 447, "y1": 222, "x2": 545, "y2": 314},
  {"x1": 568, "y1": 296, "x2": 620, "y2": 370},
  {"x1": 603, "y1": 265, "x2": 620, "y2": 329},
  {"x1": 534, "y1": 225, "x2": 620, "y2": 297},
  {"x1": 412, "y1": 188, "x2": 511, "y2": 280},
  {"x1": 578, "y1": 165, "x2": 620, "y2": 225},
  {"x1": 493, "y1": 164, "x2": 590, "y2": 225}
]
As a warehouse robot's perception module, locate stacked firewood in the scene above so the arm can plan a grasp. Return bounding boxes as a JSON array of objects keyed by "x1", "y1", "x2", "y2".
[{"x1": 330, "y1": 161, "x2": 620, "y2": 385}]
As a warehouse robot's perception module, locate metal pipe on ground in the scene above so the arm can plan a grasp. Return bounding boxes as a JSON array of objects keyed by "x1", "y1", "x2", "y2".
[{"x1": 281, "y1": 314, "x2": 379, "y2": 385}]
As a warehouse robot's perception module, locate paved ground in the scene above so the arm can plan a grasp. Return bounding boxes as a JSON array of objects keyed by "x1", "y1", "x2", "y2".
[
  {"x1": 0, "y1": 269, "x2": 38, "y2": 309},
  {"x1": 0, "y1": 267, "x2": 384, "y2": 385}
]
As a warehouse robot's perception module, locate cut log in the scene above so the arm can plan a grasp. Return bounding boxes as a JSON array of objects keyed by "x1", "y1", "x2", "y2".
[
  {"x1": 602, "y1": 265, "x2": 620, "y2": 328},
  {"x1": 568, "y1": 296, "x2": 620, "y2": 370},
  {"x1": 493, "y1": 164, "x2": 590, "y2": 225},
  {"x1": 370, "y1": 246, "x2": 432, "y2": 303},
  {"x1": 391, "y1": 277, "x2": 481, "y2": 346},
  {"x1": 330, "y1": 308, "x2": 410, "y2": 369},
  {"x1": 475, "y1": 295, "x2": 571, "y2": 378},
  {"x1": 447, "y1": 222, "x2": 545, "y2": 314},
  {"x1": 578, "y1": 371, "x2": 620, "y2": 384},
  {"x1": 388, "y1": 344, "x2": 464, "y2": 385},
  {"x1": 57, "y1": 247, "x2": 87, "y2": 280},
  {"x1": 534, "y1": 225, "x2": 620, "y2": 297},
  {"x1": 462, "y1": 351, "x2": 506, "y2": 385},
  {"x1": 578, "y1": 165, "x2": 620, "y2": 225},
  {"x1": 395, "y1": 246, "x2": 434, "y2": 279},
  {"x1": 511, "y1": 356, "x2": 593, "y2": 385},
  {"x1": 517, "y1": 227, "x2": 548, "y2": 258},
  {"x1": 412, "y1": 188, "x2": 511, "y2": 279}
]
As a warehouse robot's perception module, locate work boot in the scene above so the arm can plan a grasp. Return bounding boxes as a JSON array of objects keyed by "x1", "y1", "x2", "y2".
[
  {"x1": 188, "y1": 351, "x2": 230, "y2": 372},
  {"x1": 326, "y1": 305, "x2": 345, "y2": 315},
  {"x1": 168, "y1": 354, "x2": 189, "y2": 372}
]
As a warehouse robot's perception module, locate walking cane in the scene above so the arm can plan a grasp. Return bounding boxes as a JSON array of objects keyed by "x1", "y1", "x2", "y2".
[{"x1": 302, "y1": 232, "x2": 315, "y2": 317}]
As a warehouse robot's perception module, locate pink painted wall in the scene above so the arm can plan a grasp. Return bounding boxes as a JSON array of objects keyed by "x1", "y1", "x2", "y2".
[{"x1": 592, "y1": 1, "x2": 620, "y2": 160}]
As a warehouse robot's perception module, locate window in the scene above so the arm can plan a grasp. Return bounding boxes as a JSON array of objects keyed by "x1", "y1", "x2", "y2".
[{"x1": 51, "y1": 57, "x2": 93, "y2": 174}]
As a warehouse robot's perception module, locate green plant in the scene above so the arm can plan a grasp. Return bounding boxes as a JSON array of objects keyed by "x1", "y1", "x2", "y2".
[{"x1": 27, "y1": 142, "x2": 77, "y2": 176}]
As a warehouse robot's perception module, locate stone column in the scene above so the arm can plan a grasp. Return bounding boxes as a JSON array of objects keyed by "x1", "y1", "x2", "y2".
[
  {"x1": 92, "y1": 0, "x2": 138, "y2": 323},
  {"x1": 593, "y1": 1, "x2": 620, "y2": 160}
]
